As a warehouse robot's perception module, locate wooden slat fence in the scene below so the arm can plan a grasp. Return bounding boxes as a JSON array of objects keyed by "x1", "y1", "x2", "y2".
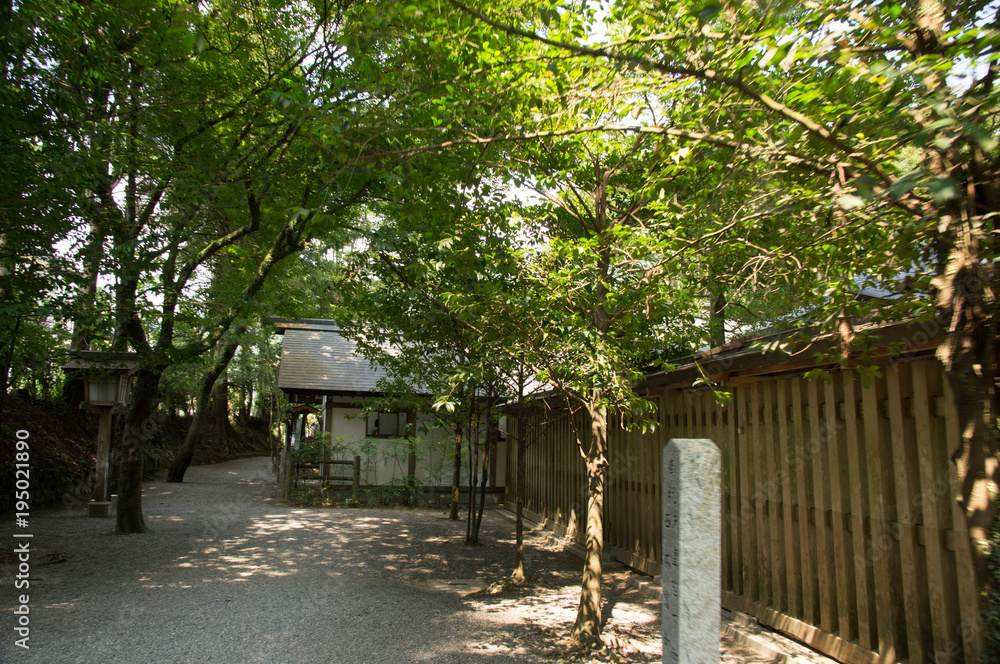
[{"x1": 505, "y1": 356, "x2": 981, "y2": 664}]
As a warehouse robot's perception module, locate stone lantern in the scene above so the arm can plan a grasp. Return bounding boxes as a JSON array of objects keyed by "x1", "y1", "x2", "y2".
[{"x1": 62, "y1": 351, "x2": 138, "y2": 517}]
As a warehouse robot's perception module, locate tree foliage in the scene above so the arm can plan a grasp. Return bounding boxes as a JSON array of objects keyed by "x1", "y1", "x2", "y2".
[
  {"x1": 317, "y1": 0, "x2": 1000, "y2": 647},
  {"x1": 5, "y1": 0, "x2": 998, "y2": 651}
]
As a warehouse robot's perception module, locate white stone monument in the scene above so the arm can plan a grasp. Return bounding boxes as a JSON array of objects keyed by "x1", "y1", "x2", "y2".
[{"x1": 662, "y1": 438, "x2": 721, "y2": 664}]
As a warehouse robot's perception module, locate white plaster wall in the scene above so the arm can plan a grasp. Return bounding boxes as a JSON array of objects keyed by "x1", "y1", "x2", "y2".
[{"x1": 324, "y1": 406, "x2": 475, "y2": 487}]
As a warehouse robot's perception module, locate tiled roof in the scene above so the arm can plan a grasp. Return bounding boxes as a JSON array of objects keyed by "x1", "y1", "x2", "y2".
[{"x1": 276, "y1": 325, "x2": 390, "y2": 396}]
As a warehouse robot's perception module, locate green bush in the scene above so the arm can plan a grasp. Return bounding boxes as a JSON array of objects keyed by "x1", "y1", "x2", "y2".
[
  {"x1": 363, "y1": 484, "x2": 401, "y2": 506},
  {"x1": 390, "y1": 476, "x2": 423, "y2": 506},
  {"x1": 289, "y1": 486, "x2": 326, "y2": 506},
  {"x1": 286, "y1": 434, "x2": 331, "y2": 464},
  {"x1": 361, "y1": 477, "x2": 423, "y2": 507}
]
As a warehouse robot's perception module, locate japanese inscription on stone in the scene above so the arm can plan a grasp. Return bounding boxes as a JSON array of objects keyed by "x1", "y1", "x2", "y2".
[{"x1": 662, "y1": 438, "x2": 721, "y2": 664}]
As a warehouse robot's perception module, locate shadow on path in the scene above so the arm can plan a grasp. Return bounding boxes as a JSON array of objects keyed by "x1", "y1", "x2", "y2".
[{"x1": 2, "y1": 457, "x2": 587, "y2": 664}]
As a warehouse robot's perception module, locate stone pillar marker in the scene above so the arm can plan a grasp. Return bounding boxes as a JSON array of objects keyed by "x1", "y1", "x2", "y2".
[{"x1": 662, "y1": 438, "x2": 721, "y2": 664}]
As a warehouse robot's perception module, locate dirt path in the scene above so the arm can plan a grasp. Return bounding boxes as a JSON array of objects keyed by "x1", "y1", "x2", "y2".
[{"x1": 1, "y1": 457, "x2": 774, "y2": 664}]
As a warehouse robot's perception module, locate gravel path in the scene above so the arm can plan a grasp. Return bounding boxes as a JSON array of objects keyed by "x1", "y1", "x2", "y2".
[{"x1": 1, "y1": 457, "x2": 773, "y2": 664}]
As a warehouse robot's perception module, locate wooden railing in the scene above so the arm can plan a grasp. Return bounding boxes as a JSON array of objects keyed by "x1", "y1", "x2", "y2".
[
  {"x1": 278, "y1": 451, "x2": 361, "y2": 499},
  {"x1": 505, "y1": 356, "x2": 982, "y2": 664}
]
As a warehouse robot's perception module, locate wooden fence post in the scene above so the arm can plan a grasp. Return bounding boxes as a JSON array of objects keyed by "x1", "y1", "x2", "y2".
[{"x1": 353, "y1": 455, "x2": 361, "y2": 499}]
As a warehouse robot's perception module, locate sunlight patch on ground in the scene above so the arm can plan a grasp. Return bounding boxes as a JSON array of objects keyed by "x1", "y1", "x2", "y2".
[
  {"x1": 412, "y1": 578, "x2": 488, "y2": 596},
  {"x1": 409, "y1": 636, "x2": 519, "y2": 661},
  {"x1": 218, "y1": 556, "x2": 250, "y2": 564},
  {"x1": 252, "y1": 519, "x2": 311, "y2": 532},
  {"x1": 468, "y1": 585, "x2": 581, "y2": 628},
  {"x1": 607, "y1": 603, "x2": 658, "y2": 626}
]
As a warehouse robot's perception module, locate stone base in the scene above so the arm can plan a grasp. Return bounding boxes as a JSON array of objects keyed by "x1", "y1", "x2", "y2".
[{"x1": 87, "y1": 501, "x2": 112, "y2": 518}]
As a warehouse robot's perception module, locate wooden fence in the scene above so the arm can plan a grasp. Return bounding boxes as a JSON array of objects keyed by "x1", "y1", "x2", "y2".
[{"x1": 505, "y1": 355, "x2": 983, "y2": 664}]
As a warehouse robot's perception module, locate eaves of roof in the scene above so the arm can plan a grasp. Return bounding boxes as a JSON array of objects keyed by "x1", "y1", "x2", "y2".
[
  {"x1": 636, "y1": 317, "x2": 945, "y2": 393},
  {"x1": 270, "y1": 316, "x2": 341, "y2": 335}
]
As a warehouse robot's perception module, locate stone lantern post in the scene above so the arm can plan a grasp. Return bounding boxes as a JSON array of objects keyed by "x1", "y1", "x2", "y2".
[{"x1": 62, "y1": 351, "x2": 138, "y2": 517}]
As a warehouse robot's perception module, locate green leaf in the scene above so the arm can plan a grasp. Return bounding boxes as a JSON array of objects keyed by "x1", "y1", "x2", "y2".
[
  {"x1": 927, "y1": 176, "x2": 959, "y2": 205},
  {"x1": 696, "y1": 2, "x2": 723, "y2": 24},
  {"x1": 961, "y1": 121, "x2": 998, "y2": 153},
  {"x1": 887, "y1": 173, "x2": 921, "y2": 200}
]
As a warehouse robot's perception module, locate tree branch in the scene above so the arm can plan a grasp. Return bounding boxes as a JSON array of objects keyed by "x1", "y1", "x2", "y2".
[
  {"x1": 447, "y1": 0, "x2": 891, "y2": 185},
  {"x1": 352, "y1": 122, "x2": 833, "y2": 176}
]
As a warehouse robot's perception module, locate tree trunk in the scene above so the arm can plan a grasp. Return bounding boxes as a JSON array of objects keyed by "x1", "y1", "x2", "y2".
[
  {"x1": 709, "y1": 288, "x2": 726, "y2": 348},
  {"x1": 0, "y1": 232, "x2": 9, "y2": 411},
  {"x1": 475, "y1": 411, "x2": 493, "y2": 541},
  {"x1": 167, "y1": 335, "x2": 240, "y2": 482},
  {"x1": 511, "y1": 362, "x2": 527, "y2": 583},
  {"x1": 909, "y1": 3, "x2": 998, "y2": 648},
  {"x1": 237, "y1": 381, "x2": 249, "y2": 426},
  {"x1": 466, "y1": 390, "x2": 481, "y2": 544},
  {"x1": 571, "y1": 401, "x2": 609, "y2": 642},
  {"x1": 570, "y1": 170, "x2": 613, "y2": 641},
  {"x1": 213, "y1": 371, "x2": 229, "y2": 456},
  {"x1": 936, "y1": 243, "x2": 998, "y2": 651},
  {"x1": 466, "y1": 429, "x2": 479, "y2": 543},
  {"x1": 116, "y1": 367, "x2": 164, "y2": 534},
  {"x1": 449, "y1": 423, "x2": 463, "y2": 520},
  {"x1": 168, "y1": 404, "x2": 210, "y2": 483},
  {"x1": 406, "y1": 409, "x2": 418, "y2": 504},
  {"x1": 64, "y1": 221, "x2": 106, "y2": 405},
  {"x1": 243, "y1": 380, "x2": 253, "y2": 425},
  {"x1": 0, "y1": 312, "x2": 21, "y2": 414}
]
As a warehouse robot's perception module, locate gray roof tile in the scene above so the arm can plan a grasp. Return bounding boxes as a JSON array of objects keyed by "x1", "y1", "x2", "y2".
[{"x1": 277, "y1": 328, "x2": 389, "y2": 395}]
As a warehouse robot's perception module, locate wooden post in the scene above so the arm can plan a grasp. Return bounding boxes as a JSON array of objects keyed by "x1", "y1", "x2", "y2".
[
  {"x1": 406, "y1": 410, "x2": 418, "y2": 504},
  {"x1": 843, "y1": 375, "x2": 875, "y2": 651},
  {"x1": 406, "y1": 410, "x2": 418, "y2": 477},
  {"x1": 319, "y1": 441, "x2": 328, "y2": 488},
  {"x1": 353, "y1": 455, "x2": 361, "y2": 500},
  {"x1": 88, "y1": 406, "x2": 113, "y2": 517}
]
